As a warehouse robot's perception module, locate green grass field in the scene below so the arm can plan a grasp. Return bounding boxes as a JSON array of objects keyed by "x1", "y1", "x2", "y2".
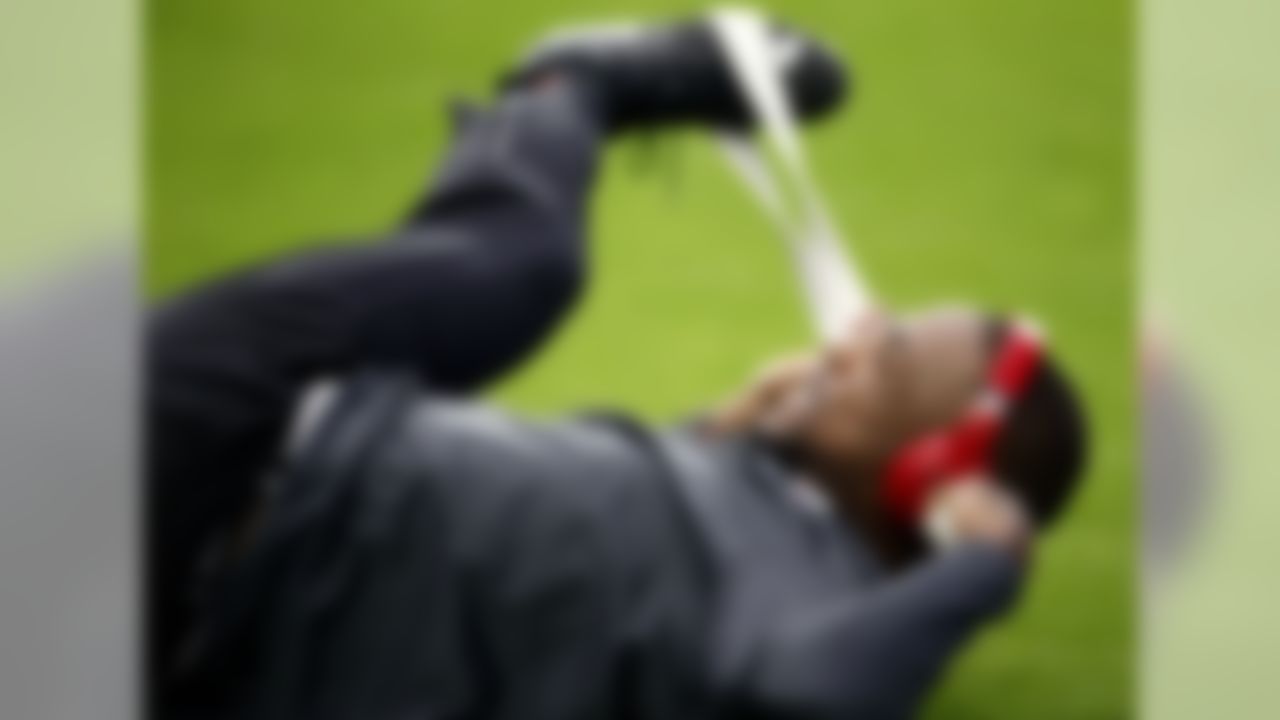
[{"x1": 150, "y1": 1, "x2": 1132, "y2": 716}]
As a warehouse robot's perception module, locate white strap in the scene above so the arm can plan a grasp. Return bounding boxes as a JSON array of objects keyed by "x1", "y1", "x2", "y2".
[{"x1": 708, "y1": 7, "x2": 872, "y2": 342}]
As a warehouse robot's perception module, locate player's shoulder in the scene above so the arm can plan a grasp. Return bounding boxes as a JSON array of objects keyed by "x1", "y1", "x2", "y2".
[{"x1": 392, "y1": 396, "x2": 659, "y2": 481}]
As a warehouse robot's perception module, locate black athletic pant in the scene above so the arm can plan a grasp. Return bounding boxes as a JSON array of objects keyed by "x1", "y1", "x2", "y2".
[{"x1": 148, "y1": 82, "x2": 603, "y2": 684}]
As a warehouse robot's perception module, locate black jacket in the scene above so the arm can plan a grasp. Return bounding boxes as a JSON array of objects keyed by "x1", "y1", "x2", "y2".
[{"x1": 176, "y1": 375, "x2": 1021, "y2": 720}]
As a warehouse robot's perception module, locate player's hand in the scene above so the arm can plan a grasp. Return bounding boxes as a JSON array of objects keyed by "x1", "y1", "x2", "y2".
[
  {"x1": 708, "y1": 352, "x2": 820, "y2": 435},
  {"x1": 925, "y1": 478, "x2": 1032, "y2": 560}
]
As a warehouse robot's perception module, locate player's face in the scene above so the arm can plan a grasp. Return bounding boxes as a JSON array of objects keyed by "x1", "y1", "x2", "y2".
[{"x1": 802, "y1": 305, "x2": 991, "y2": 468}]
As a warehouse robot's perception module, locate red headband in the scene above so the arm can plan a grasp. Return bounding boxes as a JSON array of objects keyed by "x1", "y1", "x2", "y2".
[{"x1": 879, "y1": 322, "x2": 1044, "y2": 525}]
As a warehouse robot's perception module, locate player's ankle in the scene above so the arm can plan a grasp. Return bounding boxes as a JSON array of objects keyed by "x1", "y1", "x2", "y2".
[{"x1": 502, "y1": 68, "x2": 613, "y2": 128}]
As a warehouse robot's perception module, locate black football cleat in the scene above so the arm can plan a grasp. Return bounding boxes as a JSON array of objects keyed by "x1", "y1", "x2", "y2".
[{"x1": 502, "y1": 15, "x2": 850, "y2": 132}]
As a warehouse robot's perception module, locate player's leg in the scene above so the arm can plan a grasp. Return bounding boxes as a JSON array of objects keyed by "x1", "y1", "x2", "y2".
[{"x1": 148, "y1": 78, "x2": 605, "y2": 685}]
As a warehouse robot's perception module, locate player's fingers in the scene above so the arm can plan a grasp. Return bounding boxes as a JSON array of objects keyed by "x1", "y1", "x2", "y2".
[
  {"x1": 753, "y1": 352, "x2": 819, "y2": 404},
  {"x1": 929, "y1": 479, "x2": 1031, "y2": 552}
]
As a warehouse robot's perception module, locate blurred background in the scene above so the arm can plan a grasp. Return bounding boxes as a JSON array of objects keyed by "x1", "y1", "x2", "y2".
[
  {"x1": 148, "y1": 1, "x2": 1131, "y2": 718},
  {"x1": 1141, "y1": 0, "x2": 1280, "y2": 717},
  {"x1": 2, "y1": 0, "x2": 135, "y2": 717}
]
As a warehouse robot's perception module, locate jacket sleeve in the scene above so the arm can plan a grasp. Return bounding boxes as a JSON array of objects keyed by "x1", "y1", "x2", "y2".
[{"x1": 739, "y1": 544, "x2": 1025, "y2": 720}]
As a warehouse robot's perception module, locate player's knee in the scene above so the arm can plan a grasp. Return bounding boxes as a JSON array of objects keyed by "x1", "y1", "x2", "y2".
[{"x1": 523, "y1": 239, "x2": 585, "y2": 311}]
